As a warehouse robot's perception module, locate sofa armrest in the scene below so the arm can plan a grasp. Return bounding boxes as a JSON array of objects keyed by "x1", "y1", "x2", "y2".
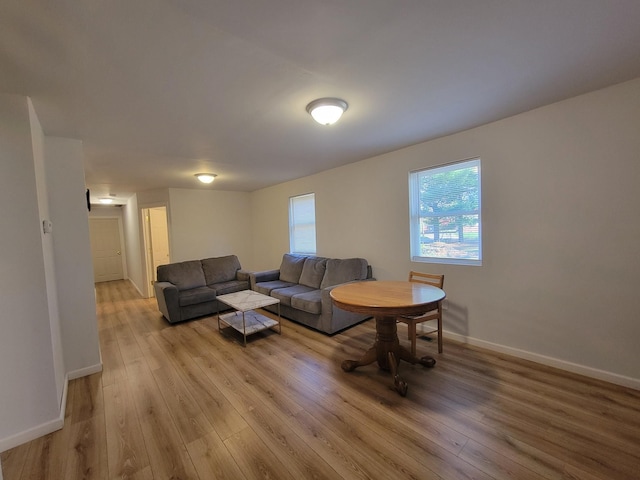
[
  {"x1": 154, "y1": 281, "x2": 181, "y2": 323},
  {"x1": 249, "y1": 269, "x2": 280, "y2": 289},
  {"x1": 236, "y1": 269, "x2": 251, "y2": 282}
]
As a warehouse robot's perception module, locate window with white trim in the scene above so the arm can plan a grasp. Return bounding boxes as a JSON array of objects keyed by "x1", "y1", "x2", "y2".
[
  {"x1": 289, "y1": 193, "x2": 316, "y2": 254},
  {"x1": 409, "y1": 158, "x2": 482, "y2": 265}
]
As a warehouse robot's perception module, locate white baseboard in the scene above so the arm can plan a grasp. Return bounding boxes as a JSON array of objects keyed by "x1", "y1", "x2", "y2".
[
  {"x1": 0, "y1": 361, "x2": 103, "y2": 453},
  {"x1": 0, "y1": 375, "x2": 68, "y2": 453},
  {"x1": 67, "y1": 362, "x2": 103, "y2": 381},
  {"x1": 444, "y1": 331, "x2": 640, "y2": 391},
  {"x1": 128, "y1": 278, "x2": 145, "y2": 298}
]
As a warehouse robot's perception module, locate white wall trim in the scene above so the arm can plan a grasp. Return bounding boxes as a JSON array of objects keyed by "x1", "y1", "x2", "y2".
[
  {"x1": 444, "y1": 331, "x2": 640, "y2": 391},
  {"x1": 0, "y1": 375, "x2": 68, "y2": 453},
  {"x1": 128, "y1": 278, "x2": 145, "y2": 298},
  {"x1": 67, "y1": 362, "x2": 103, "y2": 381},
  {"x1": 0, "y1": 359, "x2": 103, "y2": 453}
]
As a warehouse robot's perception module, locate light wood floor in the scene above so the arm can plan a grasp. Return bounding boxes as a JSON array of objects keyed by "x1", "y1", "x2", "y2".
[{"x1": 2, "y1": 280, "x2": 640, "y2": 479}]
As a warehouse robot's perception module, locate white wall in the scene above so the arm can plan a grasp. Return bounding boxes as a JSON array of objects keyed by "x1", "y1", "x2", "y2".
[
  {"x1": 45, "y1": 137, "x2": 102, "y2": 377},
  {"x1": 0, "y1": 95, "x2": 60, "y2": 449},
  {"x1": 27, "y1": 99, "x2": 66, "y2": 404},
  {"x1": 251, "y1": 78, "x2": 640, "y2": 387},
  {"x1": 1, "y1": 97, "x2": 103, "y2": 451},
  {"x1": 137, "y1": 188, "x2": 170, "y2": 207},
  {"x1": 167, "y1": 189, "x2": 253, "y2": 267},
  {"x1": 89, "y1": 205, "x2": 125, "y2": 218},
  {"x1": 122, "y1": 195, "x2": 145, "y2": 295}
]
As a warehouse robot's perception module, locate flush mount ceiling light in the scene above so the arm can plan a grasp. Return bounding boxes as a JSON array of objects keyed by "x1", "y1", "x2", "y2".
[
  {"x1": 99, "y1": 197, "x2": 114, "y2": 204},
  {"x1": 195, "y1": 173, "x2": 217, "y2": 184},
  {"x1": 306, "y1": 98, "x2": 348, "y2": 125}
]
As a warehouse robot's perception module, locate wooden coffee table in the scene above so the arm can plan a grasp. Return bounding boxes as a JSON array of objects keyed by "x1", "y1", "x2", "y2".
[
  {"x1": 330, "y1": 281, "x2": 445, "y2": 396},
  {"x1": 217, "y1": 290, "x2": 281, "y2": 346}
]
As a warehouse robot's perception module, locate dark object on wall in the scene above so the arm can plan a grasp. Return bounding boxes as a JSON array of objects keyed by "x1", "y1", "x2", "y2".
[{"x1": 86, "y1": 189, "x2": 91, "y2": 211}]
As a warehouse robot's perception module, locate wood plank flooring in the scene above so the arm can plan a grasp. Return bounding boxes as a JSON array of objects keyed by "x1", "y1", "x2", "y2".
[{"x1": 2, "y1": 279, "x2": 640, "y2": 479}]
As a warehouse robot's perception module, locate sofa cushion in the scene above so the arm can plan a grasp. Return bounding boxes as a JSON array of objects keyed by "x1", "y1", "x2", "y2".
[
  {"x1": 291, "y1": 290, "x2": 322, "y2": 315},
  {"x1": 279, "y1": 254, "x2": 307, "y2": 283},
  {"x1": 211, "y1": 280, "x2": 249, "y2": 295},
  {"x1": 320, "y1": 258, "x2": 369, "y2": 289},
  {"x1": 178, "y1": 286, "x2": 217, "y2": 307},
  {"x1": 202, "y1": 255, "x2": 241, "y2": 285},
  {"x1": 270, "y1": 285, "x2": 316, "y2": 306},
  {"x1": 157, "y1": 260, "x2": 206, "y2": 290},
  {"x1": 299, "y1": 257, "x2": 327, "y2": 289},
  {"x1": 254, "y1": 280, "x2": 297, "y2": 295}
]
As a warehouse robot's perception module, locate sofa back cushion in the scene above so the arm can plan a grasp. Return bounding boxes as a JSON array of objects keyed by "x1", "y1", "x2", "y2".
[
  {"x1": 320, "y1": 258, "x2": 369, "y2": 289},
  {"x1": 279, "y1": 254, "x2": 307, "y2": 283},
  {"x1": 298, "y1": 257, "x2": 327, "y2": 289},
  {"x1": 157, "y1": 260, "x2": 206, "y2": 291},
  {"x1": 201, "y1": 255, "x2": 241, "y2": 285}
]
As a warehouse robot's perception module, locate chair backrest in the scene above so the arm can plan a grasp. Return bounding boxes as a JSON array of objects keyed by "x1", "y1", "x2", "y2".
[{"x1": 408, "y1": 271, "x2": 444, "y2": 289}]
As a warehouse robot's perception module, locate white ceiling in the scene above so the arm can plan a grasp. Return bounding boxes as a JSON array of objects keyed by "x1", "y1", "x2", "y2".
[{"x1": 2, "y1": 1, "x2": 640, "y2": 203}]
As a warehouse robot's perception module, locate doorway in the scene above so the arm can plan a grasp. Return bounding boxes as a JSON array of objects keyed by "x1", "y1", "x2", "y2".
[
  {"x1": 89, "y1": 217, "x2": 125, "y2": 282},
  {"x1": 143, "y1": 206, "x2": 170, "y2": 297}
]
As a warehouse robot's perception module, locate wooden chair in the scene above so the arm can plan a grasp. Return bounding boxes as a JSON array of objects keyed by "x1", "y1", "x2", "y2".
[{"x1": 397, "y1": 271, "x2": 444, "y2": 355}]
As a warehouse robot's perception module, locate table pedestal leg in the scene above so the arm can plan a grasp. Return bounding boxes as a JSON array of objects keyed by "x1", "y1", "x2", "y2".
[
  {"x1": 388, "y1": 351, "x2": 408, "y2": 396},
  {"x1": 397, "y1": 344, "x2": 436, "y2": 368},
  {"x1": 341, "y1": 315, "x2": 436, "y2": 396},
  {"x1": 341, "y1": 346, "x2": 376, "y2": 372}
]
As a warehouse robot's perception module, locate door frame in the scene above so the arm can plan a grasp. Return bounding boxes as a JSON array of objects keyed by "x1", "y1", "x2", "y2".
[{"x1": 141, "y1": 204, "x2": 171, "y2": 298}]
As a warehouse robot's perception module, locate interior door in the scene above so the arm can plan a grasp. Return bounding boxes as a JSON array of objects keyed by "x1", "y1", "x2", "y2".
[{"x1": 89, "y1": 218, "x2": 124, "y2": 282}]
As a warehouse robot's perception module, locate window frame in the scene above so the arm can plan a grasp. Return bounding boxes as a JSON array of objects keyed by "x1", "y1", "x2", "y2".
[
  {"x1": 289, "y1": 192, "x2": 317, "y2": 255},
  {"x1": 409, "y1": 158, "x2": 482, "y2": 266}
]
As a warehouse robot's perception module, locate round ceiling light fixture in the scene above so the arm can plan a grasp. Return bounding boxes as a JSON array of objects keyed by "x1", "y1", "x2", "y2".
[
  {"x1": 99, "y1": 197, "x2": 114, "y2": 204},
  {"x1": 306, "y1": 98, "x2": 348, "y2": 125},
  {"x1": 195, "y1": 173, "x2": 217, "y2": 184}
]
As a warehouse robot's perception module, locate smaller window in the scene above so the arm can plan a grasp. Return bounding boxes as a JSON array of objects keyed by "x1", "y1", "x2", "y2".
[
  {"x1": 409, "y1": 158, "x2": 482, "y2": 265},
  {"x1": 289, "y1": 193, "x2": 316, "y2": 254}
]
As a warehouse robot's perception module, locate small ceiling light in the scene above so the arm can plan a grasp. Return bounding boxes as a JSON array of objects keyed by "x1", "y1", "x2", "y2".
[
  {"x1": 195, "y1": 173, "x2": 217, "y2": 184},
  {"x1": 99, "y1": 197, "x2": 114, "y2": 204},
  {"x1": 306, "y1": 98, "x2": 348, "y2": 125}
]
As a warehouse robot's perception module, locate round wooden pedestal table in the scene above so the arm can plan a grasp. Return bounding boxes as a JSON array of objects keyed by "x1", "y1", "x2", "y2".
[{"x1": 330, "y1": 281, "x2": 445, "y2": 396}]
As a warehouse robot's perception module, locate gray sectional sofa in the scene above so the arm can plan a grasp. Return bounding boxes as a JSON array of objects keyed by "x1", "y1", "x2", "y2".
[
  {"x1": 249, "y1": 254, "x2": 374, "y2": 334},
  {"x1": 154, "y1": 254, "x2": 249, "y2": 323}
]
